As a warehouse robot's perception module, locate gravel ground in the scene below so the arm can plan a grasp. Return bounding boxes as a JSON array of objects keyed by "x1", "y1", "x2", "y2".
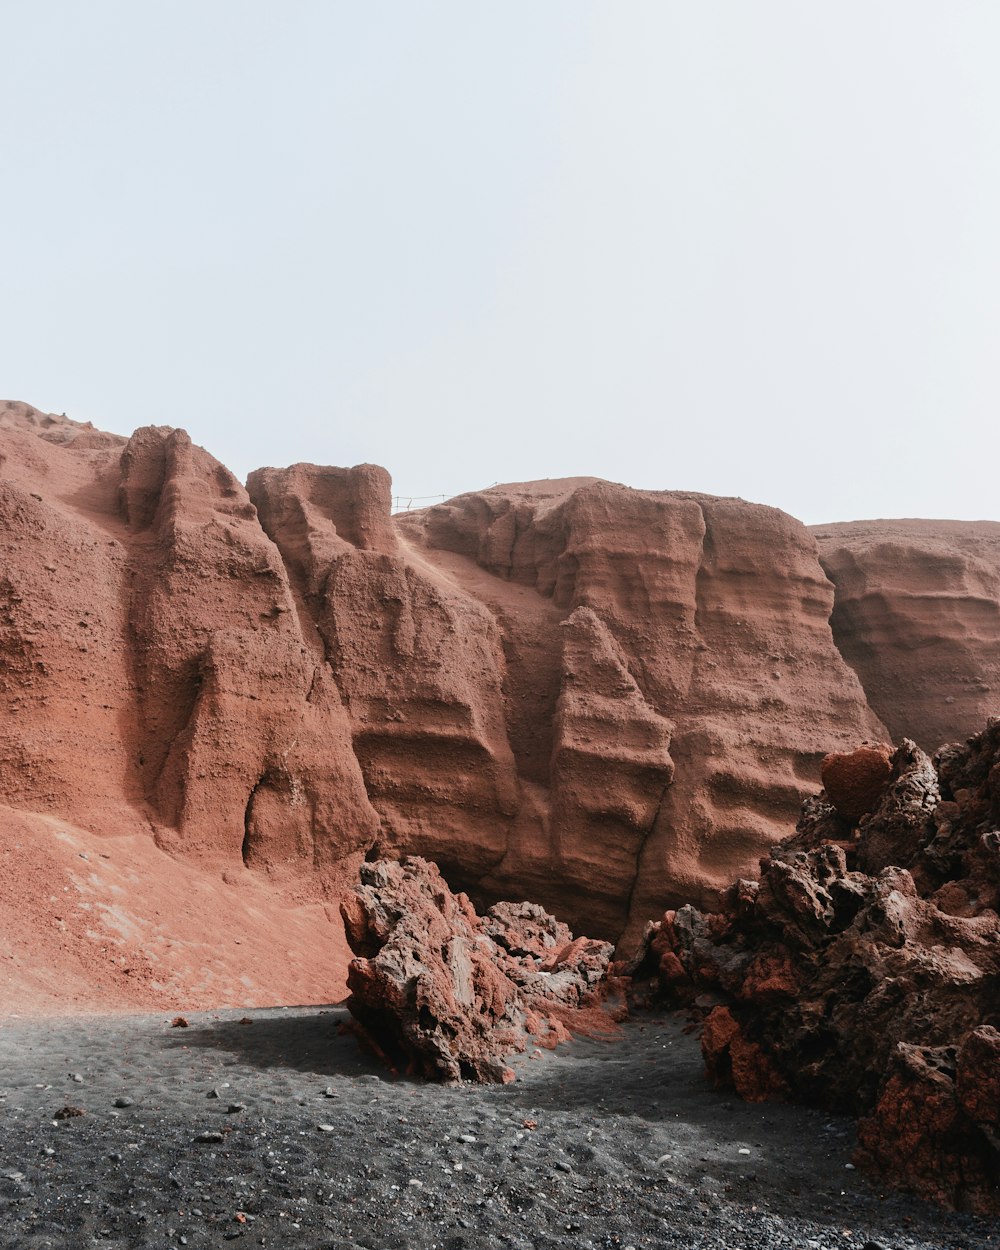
[{"x1": 0, "y1": 1007, "x2": 993, "y2": 1250}]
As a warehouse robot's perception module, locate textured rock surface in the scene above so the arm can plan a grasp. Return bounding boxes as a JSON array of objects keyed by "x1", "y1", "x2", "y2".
[
  {"x1": 820, "y1": 743, "x2": 893, "y2": 824},
  {"x1": 814, "y1": 519, "x2": 1000, "y2": 751},
  {"x1": 399, "y1": 480, "x2": 886, "y2": 943},
  {"x1": 3, "y1": 398, "x2": 998, "y2": 1010},
  {"x1": 638, "y1": 720, "x2": 1000, "y2": 1213},
  {"x1": 341, "y1": 856, "x2": 617, "y2": 1081}
]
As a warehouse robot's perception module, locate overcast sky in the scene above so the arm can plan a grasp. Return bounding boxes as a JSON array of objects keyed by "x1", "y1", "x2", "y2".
[{"x1": 2, "y1": 2, "x2": 998, "y2": 524}]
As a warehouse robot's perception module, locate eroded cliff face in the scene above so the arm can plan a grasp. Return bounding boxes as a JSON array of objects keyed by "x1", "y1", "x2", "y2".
[
  {"x1": 813, "y1": 520, "x2": 1000, "y2": 752},
  {"x1": 398, "y1": 482, "x2": 886, "y2": 944},
  {"x1": 1, "y1": 399, "x2": 995, "y2": 1010}
]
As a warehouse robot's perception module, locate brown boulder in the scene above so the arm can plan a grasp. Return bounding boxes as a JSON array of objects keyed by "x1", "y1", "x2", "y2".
[
  {"x1": 820, "y1": 743, "x2": 892, "y2": 824},
  {"x1": 341, "y1": 857, "x2": 618, "y2": 1082}
]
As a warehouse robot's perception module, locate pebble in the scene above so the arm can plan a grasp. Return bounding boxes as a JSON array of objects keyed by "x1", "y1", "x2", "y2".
[
  {"x1": 323, "y1": 1086, "x2": 339, "y2": 1098},
  {"x1": 69, "y1": 1073, "x2": 84, "y2": 1084},
  {"x1": 459, "y1": 1133, "x2": 477, "y2": 1143},
  {"x1": 54, "y1": 1105, "x2": 85, "y2": 1120},
  {"x1": 317, "y1": 1124, "x2": 336, "y2": 1133},
  {"x1": 114, "y1": 1097, "x2": 134, "y2": 1108},
  {"x1": 227, "y1": 1103, "x2": 247, "y2": 1114},
  {"x1": 555, "y1": 1160, "x2": 573, "y2": 1173},
  {"x1": 194, "y1": 1131, "x2": 224, "y2": 1144}
]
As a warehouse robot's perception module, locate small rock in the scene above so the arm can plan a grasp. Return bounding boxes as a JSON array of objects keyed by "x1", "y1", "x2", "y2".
[
  {"x1": 194, "y1": 1131, "x2": 224, "y2": 1144},
  {"x1": 317, "y1": 1124, "x2": 336, "y2": 1133},
  {"x1": 54, "y1": 1106, "x2": 85, "y2": 1120},
  {"x1": 555, "y1": 1160, "x2": 573, "y2": 1173},
  {"x1": 114, "y1": 1097, "x2": 134, "y2": 1109},
  {"x1": 227, "y1": 1103, "x2": 247, "y2": 1114},
  {"x1": 69, "y1": 1073, "x2": 84, "y2": 1083},
  {"x1": 323, "y1": 1087, "x2": 339, "y2": 1098},
  {"x1": 171, "y1": 1016, "x2": 190, "y2": 1028},
  {"x1": 459, "y1": 1133, "x2": 477, "y2": 1143}
]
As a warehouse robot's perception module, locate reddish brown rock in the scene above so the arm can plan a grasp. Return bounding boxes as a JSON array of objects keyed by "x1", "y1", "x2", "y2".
[
  {"x1": 3, "y1": 398, "x2": 999, "y2": 1016},
  {"x1": 820, "y1": 743, "x2": 893, "y2": 824},
  {"x1": 341, "y1": 856, "x2": 618, "y2": 1082},
  {"x1": 814, "y1": 519, "x2": 1000, "y2": 752},
  {"x1": 638, "y1": 720, "x2": 1000, "y2": 1213},
  {"x1": 401, "y1": 479, "x2": 887, "y2": 942}
]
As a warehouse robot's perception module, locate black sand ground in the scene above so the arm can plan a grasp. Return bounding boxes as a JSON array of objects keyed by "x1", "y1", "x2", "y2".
[{"x1": 0, "y1": 1007, "x2": 993, "y2": 1250}]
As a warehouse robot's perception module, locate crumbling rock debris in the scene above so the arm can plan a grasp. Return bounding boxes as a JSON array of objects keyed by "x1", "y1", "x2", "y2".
[
  {"x1": 633, "y1": 719, "x2": 1000, "y2": 1214},
  {"x1": 341, "y1": 857, "x2": 621, "y2": 1083}
]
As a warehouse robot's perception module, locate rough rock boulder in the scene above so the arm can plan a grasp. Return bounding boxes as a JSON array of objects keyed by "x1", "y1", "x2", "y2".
[
  {"x1": 341, "y1": 857, "x2": 620, "y2": 1082},
  {"x1": 633, "y1": 719, "x2": 1000, "y2": 1213}
]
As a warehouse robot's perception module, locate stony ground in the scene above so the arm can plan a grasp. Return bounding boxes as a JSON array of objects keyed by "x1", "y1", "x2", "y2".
[{"x1": 0, "y1": 1007, "x2": 993, "y2": 1250}]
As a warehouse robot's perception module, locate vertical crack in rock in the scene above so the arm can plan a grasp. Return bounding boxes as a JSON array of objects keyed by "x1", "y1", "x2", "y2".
[{"x1": 241, "y1": 776, "x2": 263, "y2": 867}]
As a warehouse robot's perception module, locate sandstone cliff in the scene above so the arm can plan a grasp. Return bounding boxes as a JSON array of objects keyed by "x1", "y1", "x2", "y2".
[
  {"x1": 813, "y1": 520, "x2": 1000, "y2": 752},
  {"x1": 1, "y1": 399, "x2": 995, "y2": 1009}
]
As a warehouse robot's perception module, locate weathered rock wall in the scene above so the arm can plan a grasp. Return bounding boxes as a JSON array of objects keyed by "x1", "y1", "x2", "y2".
[
  {"x1": 813, "y1": 519, "x2": 1000, "y2": 752},
  {"x1": 400, "y1": 481, "x2": 887, "y2": 943},
  {"x1": 3, "y1": 399, "x2": 998, "y2": 1004}
]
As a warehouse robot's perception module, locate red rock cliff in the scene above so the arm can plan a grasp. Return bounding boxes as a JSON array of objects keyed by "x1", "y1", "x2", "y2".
[
  {"x1": 4, "y1": 400, "x2": 993, "y2": 1008},
  {"x1": 813, "y1": 520, "x2": 1000, "y2": 752}
]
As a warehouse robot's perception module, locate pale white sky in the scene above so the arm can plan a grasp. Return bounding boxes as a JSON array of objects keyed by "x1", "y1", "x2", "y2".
[{"x1": 2, "y1": 2, "x2": 998, "y2": 524}]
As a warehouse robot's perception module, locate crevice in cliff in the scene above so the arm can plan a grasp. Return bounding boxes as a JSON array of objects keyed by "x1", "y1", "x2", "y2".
[
  {"x1": 241, "y1": 777, "x2": 261, "y2": 867},
  {"x1": 622, "y1": 775, "x2": 673, "y2": 950},
  {"x1": 691, "y1": 500, "x2": 712, "y2": 661}
]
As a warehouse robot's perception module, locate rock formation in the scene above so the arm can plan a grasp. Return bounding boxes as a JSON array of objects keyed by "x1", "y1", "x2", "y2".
[
  {"x1": 813, "y1": 519, "x2": 1000, "y2": 752},
  {"x1": 2, "y1": 398, "x2": 999, "y2": 1011},
  {"x1": 635, "y1": 720, "x2": 1000, "y2": 1213},
  {"x1": 398, "y1": 481, "x2": 886, "y2": 943},
  {"x1": 341, "y1": 856, "x2": 618, "y2": 1081}
]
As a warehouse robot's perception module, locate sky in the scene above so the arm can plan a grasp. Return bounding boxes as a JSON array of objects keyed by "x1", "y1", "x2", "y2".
[{"x1": 2, "y1": 2, "x2": 999, "y2": 525}]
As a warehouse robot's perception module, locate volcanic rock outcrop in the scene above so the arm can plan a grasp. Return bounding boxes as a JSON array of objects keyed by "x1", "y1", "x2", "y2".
[
  {"x1": 341, "y1": 856, "x2": 618, "y2": 1081},
  {"x1": 636, "y1": 720, "x2": 1000, "y2": 1213},
  {"x1": 814, "y1": 519, "x2": 1000, "y2": 752}
]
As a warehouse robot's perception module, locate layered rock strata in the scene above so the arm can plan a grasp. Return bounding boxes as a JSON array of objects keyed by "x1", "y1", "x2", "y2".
[
  {"x1": 398, "y1": 481, "x2": 886, "y2": 941},
  {"x1": 3, "y1": 398, "x2": 999, "y2": 1011},
  {"x1": 635, "y1": 721, "x2": 1000, "y2": 1213},
  {"x1": 813, "y1": 520, "x2": 1000, "y2": 752},
  {"x1": 341, "y1": 856, "x2": 618, "y2": 1082}
]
